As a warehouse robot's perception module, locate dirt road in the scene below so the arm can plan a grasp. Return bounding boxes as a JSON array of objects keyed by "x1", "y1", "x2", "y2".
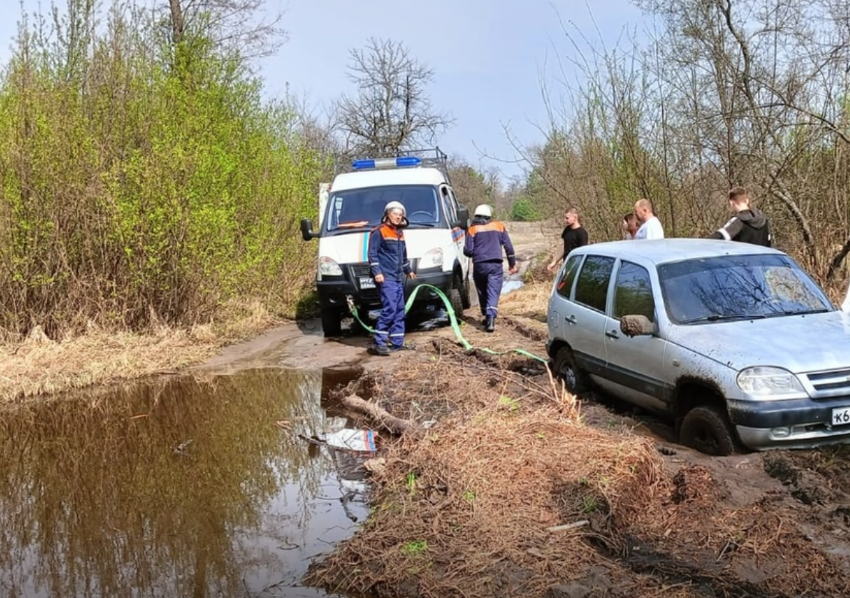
[{"x1": 201, "y1": 221, "x2": 850, "y2": 598}]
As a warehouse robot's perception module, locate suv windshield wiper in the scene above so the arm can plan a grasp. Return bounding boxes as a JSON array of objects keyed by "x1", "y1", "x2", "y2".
[{"x1": 680, "y1": 313, "x2": 767, "y2": 324}]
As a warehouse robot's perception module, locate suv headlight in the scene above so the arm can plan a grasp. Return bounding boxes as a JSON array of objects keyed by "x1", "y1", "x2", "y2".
[
  {"x1": 319, "y1": 256, "x2": 343, "y2": 277},
  {"x1": 419, "y1": 247, "x2": 443, "y2": 270},
  {"x1": 737, "y1": 366, "x2": 805, "y2": 398}
]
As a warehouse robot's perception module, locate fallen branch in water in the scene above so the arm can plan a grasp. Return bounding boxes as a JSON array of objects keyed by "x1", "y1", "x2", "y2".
[{"x1": 341, "y1": 394, "x2": 418, "y2": 435}]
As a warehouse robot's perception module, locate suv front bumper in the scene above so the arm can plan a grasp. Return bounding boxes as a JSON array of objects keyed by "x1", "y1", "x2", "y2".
[{"x1": 729, "y1": 396, "x2": 850, "y2": 450}]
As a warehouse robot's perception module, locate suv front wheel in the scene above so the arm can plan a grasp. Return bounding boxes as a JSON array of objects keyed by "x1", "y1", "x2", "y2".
[
  {"x1": 679, "y1": 405, "x2": 737, "y2": 456},
  {"x1": 553, "y1": 346, "x2": 589, "y2": 394}
]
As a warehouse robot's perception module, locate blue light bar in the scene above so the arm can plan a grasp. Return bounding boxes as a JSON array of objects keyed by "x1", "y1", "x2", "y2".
[
  {"x1": 352, "y1": 159, "x2": 376, "y2": 170},
  {"x1": 351, "y1": 156, "x2": 422, "y2": 170},
  {"x1": 395, "y1": 156, "x2": 421, "y2": 167}
]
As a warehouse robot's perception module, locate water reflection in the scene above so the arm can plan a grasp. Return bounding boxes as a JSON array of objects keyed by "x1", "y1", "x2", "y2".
[{"x1": 0, "y1": 368, "x2": 368, "y2": 598}]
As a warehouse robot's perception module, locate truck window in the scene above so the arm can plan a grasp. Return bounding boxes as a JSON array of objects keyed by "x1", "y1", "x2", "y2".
[
  {"x1": 440, "y1": 186, "x2": 457, "y2": 225},
  {"x1": 325, "y1": 185, "x2": 444, "y2": 232}
]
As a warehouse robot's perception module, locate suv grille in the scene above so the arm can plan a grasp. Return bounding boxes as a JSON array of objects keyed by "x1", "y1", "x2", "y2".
[{"x1": 804, "y1": 368, "x2": 850, "y2": 396}]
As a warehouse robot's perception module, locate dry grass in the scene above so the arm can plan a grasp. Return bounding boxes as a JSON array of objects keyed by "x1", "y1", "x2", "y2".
[
  {"x1": 308, "y1": 332, "x2": 850, "y2": 598},
  {"x1": 0, "y1": 300, "x2": 278, "y2": 403}
]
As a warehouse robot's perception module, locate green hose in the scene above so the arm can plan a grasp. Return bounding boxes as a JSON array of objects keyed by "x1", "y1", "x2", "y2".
[{"x1": 346, "y1": 283, "x2": 549, "y2": 364}]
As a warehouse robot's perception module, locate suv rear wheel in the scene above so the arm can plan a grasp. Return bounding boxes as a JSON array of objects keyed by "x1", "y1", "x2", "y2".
[
  {"x1": 553, "y1": 346, "x2": 589, "y2": 394},
  {"x1": 679, "y1": 405, "x2": 737, "y2": 456}
]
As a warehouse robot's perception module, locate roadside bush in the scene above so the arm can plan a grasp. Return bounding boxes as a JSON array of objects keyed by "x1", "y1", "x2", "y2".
[
  {"x1": 510, "y1": 196, "x2": 541, "y2": 222},
  {"x1": 0, "y1": 3, "x2": 325, "y2": 337}
]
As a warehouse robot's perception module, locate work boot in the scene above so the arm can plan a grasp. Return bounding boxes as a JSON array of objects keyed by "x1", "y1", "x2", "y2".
[
  {"x1": 389, "y1": 342, "x2": 415, "y2": 352},
  {"x1": 484, "y1": 316, "x2": 495, "y2": 333},
  {"x1": 369, "y1": 344, "x2": 390, "y2": 356}
]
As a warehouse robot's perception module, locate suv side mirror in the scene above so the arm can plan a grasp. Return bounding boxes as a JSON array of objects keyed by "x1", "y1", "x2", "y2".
[
  {"x1": 300, "y1": 218, "x2": 318, "y2": 241},
  {"x1": 455, "y1": 207, "x2": 470, "y2": 231},
  {"x1": 620, "y1": 315, "x2": 654, "y2": 337}
]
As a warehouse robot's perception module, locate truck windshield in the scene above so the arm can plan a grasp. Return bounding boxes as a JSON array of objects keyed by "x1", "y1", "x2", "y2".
[
  {"x1": 659, "y1": 254, "x2": 833, "y2": 324},
  {"x1": 324, "y1": 185, "x2": 444, "y2": 232}
]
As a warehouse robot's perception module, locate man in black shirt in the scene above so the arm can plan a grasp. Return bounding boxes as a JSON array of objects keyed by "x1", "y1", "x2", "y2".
[
  {"x1": 708, "y1": 187, "x2": 771, "y2": 246},
  {"x1": 547, "y1": 207, "x2": 589, "y2": 272}
]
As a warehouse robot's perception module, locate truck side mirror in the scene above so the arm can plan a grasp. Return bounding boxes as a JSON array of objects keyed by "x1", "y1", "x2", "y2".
[
  {"x1": 300, "y1": 218, "x2": 317, "y2": 241},
  {"x1": 455, "y1": 207, "x2": 469, "y2": 231}
]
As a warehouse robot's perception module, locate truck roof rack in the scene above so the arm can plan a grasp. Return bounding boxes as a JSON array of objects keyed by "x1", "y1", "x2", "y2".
[{"x1": 343, "y1": 147, "x2": 454, "y2": 187}]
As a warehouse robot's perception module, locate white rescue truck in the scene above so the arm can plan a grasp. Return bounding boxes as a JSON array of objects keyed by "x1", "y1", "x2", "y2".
[{"x1": 300, "y1": 149, "x2": 471, "y2": 336}]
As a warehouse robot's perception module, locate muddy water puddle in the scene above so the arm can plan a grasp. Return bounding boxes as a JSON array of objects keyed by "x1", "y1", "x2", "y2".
[{"x1": 0, "y1": 367, "x2": 373, "y2": 598}]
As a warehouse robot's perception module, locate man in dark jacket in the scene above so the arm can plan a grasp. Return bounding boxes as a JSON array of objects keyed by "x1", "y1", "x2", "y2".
[
  {"x1": 368, "y1": 201, "x2": 416, "y2": 355},
  {"x1": 547, "y1": 207, "x2": 589, "y2": 272},
  {"x1": 463, "y1": 204, "x2": 517, "y2": 332},
  {"x1": 709, "y1": 187, "x2": 771, "y2": 246}
]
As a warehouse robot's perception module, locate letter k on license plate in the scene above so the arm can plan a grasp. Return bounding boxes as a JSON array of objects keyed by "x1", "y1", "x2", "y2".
[{"x1": 831, "y1": 407, "x2": 850, "y2": 426}]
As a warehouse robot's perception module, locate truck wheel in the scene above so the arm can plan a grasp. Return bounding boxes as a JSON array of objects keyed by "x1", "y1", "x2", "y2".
[
  {"x1": 553, "y1": 346, "x2": 589, "y2": 394},
  {"x1": 320, "y1": 307, "x2": 342, "y2": 337},
  {"x1": 460, "y1": 275, "x2": 472, "y2": 309},
  {"x1": 449, "y1": 286, "x2": 464, "y2": 317},
  {"x1": 679, "y1": 405, "x2": 737, "y2": 456}
]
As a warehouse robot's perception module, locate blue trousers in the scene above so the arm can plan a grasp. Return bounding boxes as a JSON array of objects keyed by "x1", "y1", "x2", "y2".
[
  {"x1": 473, "y1": 261, "x2": 503, "y2": 318},
  {"x1": 374, "y1": 278, "x2": 405, "y2": 348}
]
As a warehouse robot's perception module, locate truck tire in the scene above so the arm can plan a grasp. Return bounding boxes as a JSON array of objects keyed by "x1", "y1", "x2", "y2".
[
  {"x1": 320, "y1": 307, "x2": 342, "y2": 337},
  {"x1": 553, "y1": 346, "x2": 589, "y2": 394},
  {"x1": 460, "y1": 274, "x2": 472, "y2": 309},
  {"x1": 679, "y1": 405, "x2": 737, "y2": 456},
  {"x1": 449, "y1": 286, "x2": 464, "y2": 317}
]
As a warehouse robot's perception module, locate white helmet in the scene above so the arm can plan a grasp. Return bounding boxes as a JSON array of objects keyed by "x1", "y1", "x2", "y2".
[
  {"x1": 474, "y1": 204, "x2": 493, "y2": 218},
  {"x1": 384, "y1": 201, "x2": 406, "y2": 216}
]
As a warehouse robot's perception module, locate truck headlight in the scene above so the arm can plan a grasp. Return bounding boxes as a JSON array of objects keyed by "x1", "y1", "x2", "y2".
[
  {"x1": 419, "y1": 248, "x2": 443, "y2": 270},
  {"x1": 737, "y1": 366, "x2": 805, "y2": 397},
  {"x1": 319, "y1": 256, "x2": 343, "y2": 277}
]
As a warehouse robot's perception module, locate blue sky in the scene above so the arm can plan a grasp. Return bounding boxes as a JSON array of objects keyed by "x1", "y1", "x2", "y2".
[{"x1": 0, "y1": 0, "x2": 645, "y2": 183}]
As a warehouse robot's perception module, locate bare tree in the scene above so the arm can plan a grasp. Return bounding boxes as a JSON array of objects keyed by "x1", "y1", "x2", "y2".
[
  {"x1": 165, "y1": 0, "x2": 286, "y2": 59},
  {"x1": 333, "y1": 38, "x2": 453, "y2": 157}
]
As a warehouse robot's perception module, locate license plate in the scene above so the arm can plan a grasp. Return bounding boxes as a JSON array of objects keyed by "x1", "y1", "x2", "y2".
[
  {"x1": 359, "y1": 277, "x2": 376, "y2": 290},
  {"x1": 832, "y1": 407, "x2": 850, "y2": 427}
]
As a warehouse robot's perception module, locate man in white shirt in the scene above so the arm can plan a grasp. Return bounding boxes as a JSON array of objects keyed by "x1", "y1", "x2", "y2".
[
  {"x1": 843, "y1": 280, "x2": 850, "y2": 313},
  {"x1": 633, "y1": 198, "x2": 664, "y2": 240}
]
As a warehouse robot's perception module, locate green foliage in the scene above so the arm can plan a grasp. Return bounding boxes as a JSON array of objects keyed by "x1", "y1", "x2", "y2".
[
  {"x1": 400, "y1": 540, "x2": 428, "y2": 555},
  {"x1": 0, "y1": 2, "x2": 326, "y2": 336},
  {"x1": 509, "y1": 196, "x2": 542, "y2": 221}
]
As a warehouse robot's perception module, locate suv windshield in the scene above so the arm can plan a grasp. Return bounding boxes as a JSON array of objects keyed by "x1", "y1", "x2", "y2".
[
  {"x1": 324, "y1": 184, "x2": 444, "y2": 232},
  {"x1": 659, "y1": 254, "x2": 832, "y2": 324}
]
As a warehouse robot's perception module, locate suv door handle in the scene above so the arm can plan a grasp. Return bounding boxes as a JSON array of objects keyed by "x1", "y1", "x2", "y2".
[
  {"x1": 605, "y1": 329, "x2": 619, "y2": 339},
  {"x1": 564, "y1": 315, "x2": 577, "y2": 324}
]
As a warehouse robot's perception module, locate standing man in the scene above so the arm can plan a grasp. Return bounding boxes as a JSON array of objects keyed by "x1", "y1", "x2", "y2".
[
  {"x1": 368, "y1": 201, "x2": 416, "y2": 356},
  {"x1": 464, "y1": 204, "x2": 517, "y2": 333},
  {"x1": 708, "y1": 187, "x2": 771, "y2": 246},
  {"x1": 547, "y1": 207, "x2": 589, "y2": 273},
  {"x1": 622, "y1": 213, "x2": 639, "y2": 240},
  {"x1": 633, "y1": 199, "x2": 664, "y2": 239}
]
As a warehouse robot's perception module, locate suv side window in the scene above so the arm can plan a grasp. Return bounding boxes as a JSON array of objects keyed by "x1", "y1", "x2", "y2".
[
  {"x1": 614, "y1": 261, "x2": 655, "y2": 322},
  {"x1": 556, "y1": 255, "x2": 583, "y2": 299},
  {"x1": 574, "y1": 256, "x2": 615, "y2": 312}
]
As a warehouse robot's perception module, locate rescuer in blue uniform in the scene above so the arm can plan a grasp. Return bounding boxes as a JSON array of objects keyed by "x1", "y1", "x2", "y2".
[
  {"x1": 463, "y1": 204, "x2": 517, "y2": 333},
  {"x1": 368, "y1": 201, "x2": 416, "y2": 355}
]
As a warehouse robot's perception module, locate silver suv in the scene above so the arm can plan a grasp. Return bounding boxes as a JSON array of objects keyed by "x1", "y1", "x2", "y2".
[{"x1": 547, "y1": 239, "x2": 850, "y2": 454}]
